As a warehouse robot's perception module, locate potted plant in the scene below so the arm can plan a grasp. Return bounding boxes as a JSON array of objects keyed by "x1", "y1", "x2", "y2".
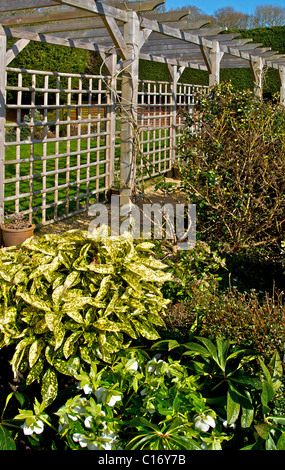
[
  {"x1": 109, "y1": 172, "x2": 121, "y2": 197},
  {"x1": 1, "y1": 212, "x2": 35, "y2": 247}
]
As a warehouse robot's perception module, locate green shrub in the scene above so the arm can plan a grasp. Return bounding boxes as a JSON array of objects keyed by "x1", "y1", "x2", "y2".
[
  {"x1": 0, "y1": 229, "x2": 171, "y2": 405},
  {"x1": 179, "y1": 82, "x2": 285, "y2": 251},
  {"x1": 165, "y1": 287, "x2": 285, "y2": 360},
  {"x1": 160, "y1": 240, "x2": 226, "y2": 302}
]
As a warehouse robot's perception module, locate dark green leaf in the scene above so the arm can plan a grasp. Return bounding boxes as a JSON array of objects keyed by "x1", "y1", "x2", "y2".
[{"x1": 0, "y1": 425, "x2": 16, "y2": 450}]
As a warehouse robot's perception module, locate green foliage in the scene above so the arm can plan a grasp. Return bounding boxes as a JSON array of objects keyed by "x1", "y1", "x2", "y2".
[
  {"x1": 165, "y1": 285, "x2": 285, "y2": 360},
  {"x1": 183, "y1": 337, "x2": 259, "y2": 428},
  {"x1": 0, "y1": 339, "x2": 283, "y2": 450},
  {"x1": 0, "y1": 425, "x2": 16, "y2": 450},
  {"x1": 0, "y1": 229, "x2": 171, "y2": 405},
  {"x1": 179, "y1": 82, "x2": 285, "y2": 251},
  {"x1": 182, "y1": 338, "x2": 285, "y2": 450},
  {"x1": 6, "y1": 40, "x2": 90, "y2": 104},
  {"x1": 160, "y1": 240, "x2": 226, "y2": 302},
  {"x1": 7, "y1": 40, "x2": 89, "y2": 76},
  {"x1": 220, "y1": 26, "x2": 285, "y2": 94}
]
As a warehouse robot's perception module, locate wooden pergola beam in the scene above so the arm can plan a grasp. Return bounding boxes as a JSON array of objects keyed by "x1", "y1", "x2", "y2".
[
  {"x1": 53, "y1": 0, "x2": 128, "y2": 22},
  {"x1": 139, "y1": 17, "x2": 214, "y2": 48},
  {"x1": 0, "y1": 0, "x2": 55, "y2": 12},
  {"x1": 0, "y1": 7, "x2": 95, "y2": 27},
  {"x1": 0, "y1": 25, "x2": 112, "y2": 54},
  {"x1": 5, "y1": 39, "x2": 30, "y2": 65},
  {"x1": 139, "y1": 52, "x2": 208, "y2": 70},
  {"x1": 141, "y1": 39, "x2": 254, "y2": 54},
  {"x1": 18, "y1": 18, "x2": 109, "y2": 34},
  {"x1": 102, "y1": 16, "x2": 127, "y2": 60},
  {"x1": 165, "y1": 25, "x2": 225, "y2": 35}
]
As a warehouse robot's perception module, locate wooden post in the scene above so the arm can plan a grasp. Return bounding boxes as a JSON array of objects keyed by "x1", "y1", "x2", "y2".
[
  {"x1": 250, "y1": 56, "x2": 263, "y2": 100},
  {"x1": 168, "y1": 64, "x2": 185, "y2": 168},
  {"x1": 279, "y1": 67, "x2": 285, "y2": 106},
  {"x1": 0, "y1": 35, "x2": 6, "y2": 224},
  {"x1": 200, "y1": 41, "x2": 223, "y2": 87},
  {"x1": 120, "y1": 10, "x2": 140, "y2": 206},
  {"x1": 209, "y1": 41, "x2": 222, "y2": 87},
  {"x1": 103, "y1": 53, "x2": 117, "y2": 190}
]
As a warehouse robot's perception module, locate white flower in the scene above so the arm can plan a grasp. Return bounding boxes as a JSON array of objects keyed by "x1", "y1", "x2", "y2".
[
  {"x1": 73, "y1": 433, "x2": 89, "y2": 448},
  {"x1": 127, "y1": 360, "x2": 139, "y2": 371},
  {"x1": 194, "y1": 414, "x2": 216, "y2": 432},
  {"x1": 73, "y1": 433, "x2": 99, "y2": 450},
  {"x1": 220, "y1": 418, "x2": 236, "y2": 429},
  {"x1": 101, "y1": 431, "x2": 118, "y2": 450},
  {"x1": 73, "y1": 400, "x2": 88, "y2": 416},
  {"x1": 21, "y1": 419, "x2": 44, "y2": 436},
  {"x1": 94, "y1": 386, "x2": 107, "y2": 401},
  {"x1": 147, "y1": 355, "x2": 164, "y2": 375},
  {"x1": 84, "y1": 416, "x2": 93, "y2": 429},
  {"x1": 107, "y1": 394, "x2": 122, "y2": 407},
  {"x1": 73, "y1": 429, "x2": 118, "y2": 451},
  {"x1": 82, "y1": 384, "x2": 93, "y2": 395},
  {"x1": 94, "y1": 387, "x2": 122, "y2": 407}
]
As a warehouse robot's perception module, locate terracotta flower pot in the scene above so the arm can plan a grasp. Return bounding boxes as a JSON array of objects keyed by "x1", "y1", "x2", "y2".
[
  {"x1": 110, "y1": 187, "x2": 120, "y2": 196},
  {"x1": 1, "y1": 224, "x2": 35, "y2": 247}
]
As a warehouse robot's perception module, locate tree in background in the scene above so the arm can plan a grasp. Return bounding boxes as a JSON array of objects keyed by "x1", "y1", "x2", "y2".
[
  {"x1": 250, "y1": 4, "x2": 285, "y2": 27},
  {"x1": 168, "y1": 4, "x2": 213, "y2": 24},
  {"x1": 168, "y1": 3, "x2": 285, "y2": 29},
  {"x1": 213, "y1": 7, "x2": 250, "y2": 29}
]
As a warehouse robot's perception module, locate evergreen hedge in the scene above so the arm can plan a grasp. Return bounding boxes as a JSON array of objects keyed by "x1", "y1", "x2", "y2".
[{"x1": 7, "y1": 26, "x2": 285, "y2": 94}]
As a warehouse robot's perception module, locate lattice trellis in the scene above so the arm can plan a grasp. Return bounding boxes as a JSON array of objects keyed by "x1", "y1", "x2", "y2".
[
  {"x1": 0, "y1": 0, "x2": 285, "y2": 224},
  {"x1": 137, "y1": 80, "x2": 172, "y2": 181},
  {"x1": 4, "y1": 67, "x2": 208, "y2": 225},
  {"x1": 5, "y1": 67, "x2": 112, "y2": 224}
]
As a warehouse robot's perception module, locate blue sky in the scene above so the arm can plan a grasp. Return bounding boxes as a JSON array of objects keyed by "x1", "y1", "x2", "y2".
[{"x1": 164, "y1": 0, "x2": 285, "y2": 15}]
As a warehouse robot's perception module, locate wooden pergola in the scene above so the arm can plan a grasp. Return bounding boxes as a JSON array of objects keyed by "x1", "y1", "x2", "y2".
[{"x1": 1, "y1": 0, "x2": 285, "y2": 209}]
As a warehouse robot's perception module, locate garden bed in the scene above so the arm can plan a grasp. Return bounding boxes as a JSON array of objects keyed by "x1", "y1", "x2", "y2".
[{"x1": 1, "y1": 84, "x2": 285, "y2": 451}]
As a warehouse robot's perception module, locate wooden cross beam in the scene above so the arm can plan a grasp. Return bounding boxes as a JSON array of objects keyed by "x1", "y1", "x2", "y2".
[{"x1": 5, "y1": 38, "x2": 30, "y2": 65}]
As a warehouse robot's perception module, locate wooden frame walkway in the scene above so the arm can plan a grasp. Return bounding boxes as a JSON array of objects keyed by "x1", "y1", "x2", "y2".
[{"x1": 0, "y1": 0, "x2": 284, "y2": 223}]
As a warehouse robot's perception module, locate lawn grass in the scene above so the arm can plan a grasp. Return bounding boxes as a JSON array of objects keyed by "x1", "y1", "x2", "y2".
[
  {"x1": 4, "y1": 137, "x2": 111, "y2": 223},
  {"x1": 4, "y1": 127, "x2": 172, "y2": 224}
]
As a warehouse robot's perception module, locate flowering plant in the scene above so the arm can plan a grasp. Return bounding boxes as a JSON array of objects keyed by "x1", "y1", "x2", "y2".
[
  {"x1": 11, "y1": 345, "x2": 236, "y2": 450},
  {"x1": 0, "y1": 337, "x2": 283, "y2": 450}
]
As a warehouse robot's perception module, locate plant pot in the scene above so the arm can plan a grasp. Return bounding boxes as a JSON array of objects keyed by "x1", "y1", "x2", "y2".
[
  {"x1": 1, "y1": 224, "x2": 35, "y2": 247},
  {"x1": 110, "y1": 187, "x2": 121, "y2": 196},
  {"x1": 172, "y1": 167, "x2": 181, "y2": 180},
  {"x1": 166, "y1": 167, "x2": 181, "y2": 179}
]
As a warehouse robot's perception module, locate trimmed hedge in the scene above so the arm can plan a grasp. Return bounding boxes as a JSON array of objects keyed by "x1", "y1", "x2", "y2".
[
  {"x1": 221, "y1": 26, "x2": 285, "y2": 96},
  {"x1": 7, "y1": 26, "x2": 285, "y2": 93}
]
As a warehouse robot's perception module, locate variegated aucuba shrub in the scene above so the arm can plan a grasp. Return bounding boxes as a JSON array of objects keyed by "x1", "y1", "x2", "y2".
[{"x1": 0, "y1": 228, "x2": 171, "y2": 405}]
